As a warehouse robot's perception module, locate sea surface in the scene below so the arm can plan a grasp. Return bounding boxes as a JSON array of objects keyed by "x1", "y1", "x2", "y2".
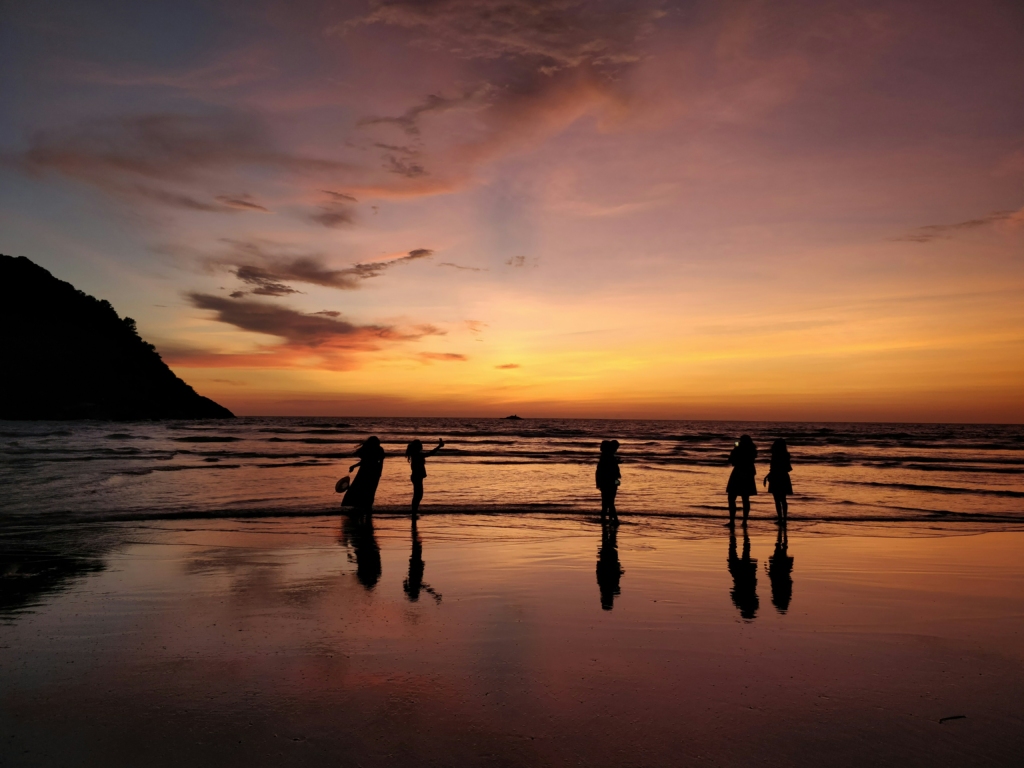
[{"x1": 1, "y1": 418, "x2": 1021, "y2": 527}]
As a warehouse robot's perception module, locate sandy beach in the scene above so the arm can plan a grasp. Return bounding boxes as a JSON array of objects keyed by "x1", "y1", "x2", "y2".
[{"x1": 2, "y1": 514, "x2": 1022, "y2": 767}]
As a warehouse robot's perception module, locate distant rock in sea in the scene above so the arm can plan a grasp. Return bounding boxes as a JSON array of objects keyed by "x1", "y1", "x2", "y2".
[
  {"x1": 0, "y1": 255, "x2": 234, "y2": 420},
  {"x1": 503, "y1": 414, "x2": 522, "y2": 420}
]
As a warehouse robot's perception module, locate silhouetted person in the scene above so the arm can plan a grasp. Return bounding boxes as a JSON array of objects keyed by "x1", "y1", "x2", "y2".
[
  {"x1": 728, "y1": 525, "x2": 759, "y2": 619},
  {"x1": 341, "y1": 436, "x2": 385, "y2": 516},
  {"x1": 596, "y1": 518, "x2": 623, "y2": 610},
  {"x1": 404, "y1": 517, "x2": 441, "y2": 603},
  {"x1": 726, "y1": 435, "x2": 758, "y2": 526},
  {"x1": 766, "y1": 521, "x2": 794, "y2": 613},
  {"x1": 341, "y1": 513, "x2": 381, "y2": 590},
  {"x1": 764, "y1": 438, "x2": 793, "y2": 524},
  {"x1": 406, "y1": 438, "x2": 443, "y2": 516},
  {"x1": 596, "y1": 439, "x2": 621, "y2": 523}
]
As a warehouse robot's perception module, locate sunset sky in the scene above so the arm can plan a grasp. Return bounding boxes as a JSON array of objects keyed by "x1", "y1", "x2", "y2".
[{"x1": 1, "y1": 0, "x2": 1022, "y2": 421}]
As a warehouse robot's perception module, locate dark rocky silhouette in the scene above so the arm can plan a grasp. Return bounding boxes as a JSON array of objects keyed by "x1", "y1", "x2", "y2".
[{"x1": 0, "y1": 255, "x2": 233, "y2": 420}]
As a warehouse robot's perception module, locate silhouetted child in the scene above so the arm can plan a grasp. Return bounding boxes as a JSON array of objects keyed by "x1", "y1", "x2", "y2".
[
  {"x1": 596, "y1": 439, "x2": 621, "y2": 523},
  {"x1": 405, "y1": 438, "x2": 443, "y2": 516},
  {"x1": 763, "y1": 438, "x2": 792, "y2": 523},
  {"x1": 726, "y1": 435, "x2": 758, "y2": 526}
]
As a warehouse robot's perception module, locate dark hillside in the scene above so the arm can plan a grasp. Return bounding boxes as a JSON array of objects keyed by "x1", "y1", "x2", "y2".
[{"x1": 0, "y1": 255, "x2": 233, "y2": 419}]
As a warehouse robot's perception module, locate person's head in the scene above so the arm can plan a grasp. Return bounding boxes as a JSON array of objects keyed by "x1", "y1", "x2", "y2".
[
  {"x1": 737, "y1": 434, "x2": 756, "y2": 457},
  {"x1": 601, "y1": 439, "x2": 620, "y2": 455},
  {"x1": 405, "y1": 439, "x2": 423, "y2": 462},
  {"x1": 358, "y1": 435, "x2": 381, "y2": 455},
  {"x1": 771, "y1": 438, "x2": 788, "y2": 456}
]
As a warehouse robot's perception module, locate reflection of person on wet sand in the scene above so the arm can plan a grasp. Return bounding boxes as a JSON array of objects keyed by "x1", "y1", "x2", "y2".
[
  {"x1": 728, "y1": 525, "x2": 759, "y2": 619},
  {"x1": 764, "y1": 439, "x2": 793, "y2": 524},
  {"x1": 726, "y1": 435, "x2": 758, "y2": 526},
  {"x1": 340, "y1": 514, "x2": 381, "y2": 590},
  {"x1": 596, "y1": 519, "x2": 624, "y2": 610},
  {"x1": 767, "y1": 522, "x2": 794, "y2": 613},
  {"x1": 596, "y1": 440, "x2": 621, "y2": 524},
  {"x1": 341, "y1": 436, "x2": 385, "y2": 516},
  {"x1": 404, "y1": 517, "x2": 442, "y2": 603},
  {"x1": 406, "y1": 438, "x2": 444, "y2": 517}
]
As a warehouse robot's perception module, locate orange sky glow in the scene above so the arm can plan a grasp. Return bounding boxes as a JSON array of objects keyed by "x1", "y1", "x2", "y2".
[{"x1": 1, "y1": 0, "x2": 1022, "y2": 421}]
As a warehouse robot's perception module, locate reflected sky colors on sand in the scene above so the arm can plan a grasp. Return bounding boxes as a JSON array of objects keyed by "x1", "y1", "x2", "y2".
[{"x1": 2, "y1": 516, "x2": 1022, "y2": 766}]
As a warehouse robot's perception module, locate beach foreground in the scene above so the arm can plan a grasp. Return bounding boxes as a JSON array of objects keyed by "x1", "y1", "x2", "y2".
[{"x1": 2, "y1": 515, "x2": 1022, "y2": 767}]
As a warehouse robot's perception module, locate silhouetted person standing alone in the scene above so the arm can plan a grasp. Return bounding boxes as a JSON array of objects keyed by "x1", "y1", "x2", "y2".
[
  {"x1": 596, "y1": 518, "x2": 623, "y2": 610},
  {"x1": 341, "y1": 436, "x2": 385, "y2": 516},
  {"x1": 596, "y1": 439, "x2": 621, "y2": 523},
  {"x1": 726, "y1": 435, "x2": 758, "y2": 526},
  {"x1": 728, "y1": 524, "x2": 759, "y2": 620},
  {"x1": 764, "y1": 438, "x2": 793, "y2": 524},
  {"x1": 406, "y1": 438, "x2": 443, "y2": 516}
]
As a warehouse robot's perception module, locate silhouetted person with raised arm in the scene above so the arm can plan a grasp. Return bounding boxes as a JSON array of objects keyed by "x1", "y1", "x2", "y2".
[
  {"x1": 404, "y1": 516, "x2": 441, "y2": 603},
  {"x1": 764, "y1": 438, "x2": 793, "y2": 524},
  {"x1": 341, "y1": 436, "x2": 385, "y2": 517},
  {"x1": 596, "y1": 518, "x2": 623, "y2": 610},
  {"x1": 726, "y1": 435, "x2": 758, "y2": 526},
  {"x1": 767, "y1": 521, "x2": 794, "y2": 613},
  {"x1": 340, "y1": 513, "x2": 381, "y2": 590},
  {"x1": 596, "y1": 439, "x2": 621, "y2": 524},
  {"x1": 406, "y1": 437, "x2": 444, "y2": 517},
  {"x1": 728, "y1": 524, "x2": 759, "y2": 619}
]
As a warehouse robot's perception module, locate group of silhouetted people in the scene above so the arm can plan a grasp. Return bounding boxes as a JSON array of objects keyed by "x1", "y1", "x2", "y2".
[{"x1": 337, "y1": 432, "x2": 794, "y2": 616}]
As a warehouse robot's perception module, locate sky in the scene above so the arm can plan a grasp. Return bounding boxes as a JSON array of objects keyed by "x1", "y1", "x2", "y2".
[{"x1": 1, "y1": 0, "x2": 1022, "y2": 421}]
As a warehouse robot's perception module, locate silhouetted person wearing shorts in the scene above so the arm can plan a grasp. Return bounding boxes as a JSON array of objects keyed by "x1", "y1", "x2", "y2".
[
  {"x1": 764, "y1": 438, "x2": 793, "y2": 523},
  {"x1": 726, "y1": 435, "x2": 758, "y2": 526},
  {"x1": 596, "y1": 439, "x2": 621, "y2": 523},
  {"x1": 405, "y1": 438, "x2": 443, "y2": 516}
]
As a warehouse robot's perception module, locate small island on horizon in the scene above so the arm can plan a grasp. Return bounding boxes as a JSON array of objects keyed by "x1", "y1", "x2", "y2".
[
  {"x1": 0, "y1": 255, "x2": 233, "y2": 420},
  {"x1": 503, "y1": 414, "x2": 523, "y2": 420}
]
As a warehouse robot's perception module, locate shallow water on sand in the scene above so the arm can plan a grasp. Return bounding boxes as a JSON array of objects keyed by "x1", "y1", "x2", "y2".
[
  {"x1": 1, "y1": 418, "x2": 1022, "y2": 524},
  {"x1": 1, "y1": 515, "x2": 1022, "y2": 767}
]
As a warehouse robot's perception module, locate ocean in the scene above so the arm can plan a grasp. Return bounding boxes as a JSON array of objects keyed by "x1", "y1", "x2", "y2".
[{"x1": 2, "y1": 418, "x2": 1021, "y2": 526}]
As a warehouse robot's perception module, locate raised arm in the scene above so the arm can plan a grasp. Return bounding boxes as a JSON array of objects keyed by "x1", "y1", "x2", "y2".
[{"x1": 428, "y1": 438, "x2": 444, "y2": 456}]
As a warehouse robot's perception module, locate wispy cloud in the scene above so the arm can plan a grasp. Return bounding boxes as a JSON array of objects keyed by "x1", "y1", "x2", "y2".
[
  {"x1": 893, "y1": 208, "x2": 1024, "y2": 243},
  {"x1": 496, "y1": 363, "x2": 520, "y2": 369},
  {"x1": 439, "y1": 262, "x2": 485, "y2": 271},
  {"x1": 419, "y1": 352, "x2": 468, "y2": 362}
]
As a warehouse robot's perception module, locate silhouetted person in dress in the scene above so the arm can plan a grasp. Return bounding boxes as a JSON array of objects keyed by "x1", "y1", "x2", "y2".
[
  {"x1": 341, "y1": 513, "x2": 381, "y2": 590},
  {"x1": 726, "y1": 435, "x2": 758, "y2": 526},
  {"x1": 764, "y1": 438, "x2": 793, "y2": 524},
  {"x1": 341, "y1": 436, "x2": 385, "y2": 517},
  {"x1": 596, "y1": 518, "x2": 623, "y2": 610},
  {"x1": 728, "y1": 525, "x2": 758, "y2": 619},
  {"x1": 766, "y1": 521, "x2": 794, "y2": 613},
  {"x1": 596, "y1": 439, "x2": 621, "y2": 524},
  {"x1": 406, "y1": 438, "x2": 443, "y2": 517},
  {"x1": 404, "y1": 516, "x2": 441, "y2": 603}
]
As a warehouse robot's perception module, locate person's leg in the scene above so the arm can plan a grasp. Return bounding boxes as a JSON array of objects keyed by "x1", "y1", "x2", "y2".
[
  {"x1": 411, "y1": 479, "x2": 424, "y2": 515},
  {"x1": 609, "y1": 488, "x2": 618, "y2": 522},
  {"x1": 741, "y1": 495, "x2": 750, "y2": 525},
  {"x1": 773, "y1": 494, "x2": 783, "y2": 522},
  {"x1": 728, "y1": 494, "x2": 737, "y2": 525},
  {"x1": 781, "y1": 495, "x2": 788, "y2": 521}
]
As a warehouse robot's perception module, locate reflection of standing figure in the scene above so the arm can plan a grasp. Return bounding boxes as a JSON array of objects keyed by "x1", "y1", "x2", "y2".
[
  {"x1": 763, "y1": 439, "x2": 793, "y2": 524},
  {"x1": 596, "y1": 518, "x2": 624, "y2": 610},
  {"x1": 728, "y1": 525, "x2": 759, "y2": 620},
  {"x1": 341, "y1": 514, "x2": 381, "y2": 590},
  {"x1": 342, "y1": 436, "x2": 385, "y2": 515},
  {"x1": 767, "y1": 521, "x2": 794, "y2": 613},
  {"x1": 406, "y1": 438, "x2": 444, "y2": 517},
  {"x1": 403, "y1": 517, "x2": 442, "y2": 603},
  {"x1": 726, "y1": 435, "x2": 758, "y2": 526},
  {"x1": 596, "y1": 440, "x2": 621, "y2": 524}
]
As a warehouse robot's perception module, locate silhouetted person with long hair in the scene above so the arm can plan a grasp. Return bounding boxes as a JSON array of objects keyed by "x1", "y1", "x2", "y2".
[
  {"x1": 726, "y1": 435, "x2": 758, "y2": 526},
  {"x1": 340, "y1": 513, "x2": 381, "y2": 590},
  {"x1": 341, "y1": 436, "x2": 385, "y2": 517},
  {"x1": 596, "y1": 439, "x2": 621, "y2": 524},
  {"x1": 728, "y1": 525, "x2": 758, "y2": 619},
  {"x1": 404, "y1": 516, "x2": 441, "y2": 603},
  {"x1": 766, "y1": 521, "x2": 793, "y2": 613},
  {"x1": 596, "y1": 518, "x2": 623, "y2": 610},
  {"x1": 406, "y1": 437, "x2": 443, "y2": 517},
  {"x1": 764, "y1": 438, "x2": 793, "y2": 524}
]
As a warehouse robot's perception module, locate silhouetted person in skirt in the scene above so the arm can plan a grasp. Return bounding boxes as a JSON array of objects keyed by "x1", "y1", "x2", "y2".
[
  {"x1": 596, "y1": 440, "x2": 621, "y2": 523},
  {"x1": 405, "y1": 438, "x2": 443, "y2": 517},
  {"x1": 342, "y1": 436, "x2": 385, "y2": 517},
  {"x1": 763, "y1": 438, "x2": 793, "y2": 523},
  {"x1": 727, "y1": 435, "x2": 757, "y2": 526}
]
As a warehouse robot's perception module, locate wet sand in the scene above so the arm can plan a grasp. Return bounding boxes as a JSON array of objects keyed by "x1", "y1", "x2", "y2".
[{"x1": 2, "y1": 515, "x2": 1022, "y2": 767}]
